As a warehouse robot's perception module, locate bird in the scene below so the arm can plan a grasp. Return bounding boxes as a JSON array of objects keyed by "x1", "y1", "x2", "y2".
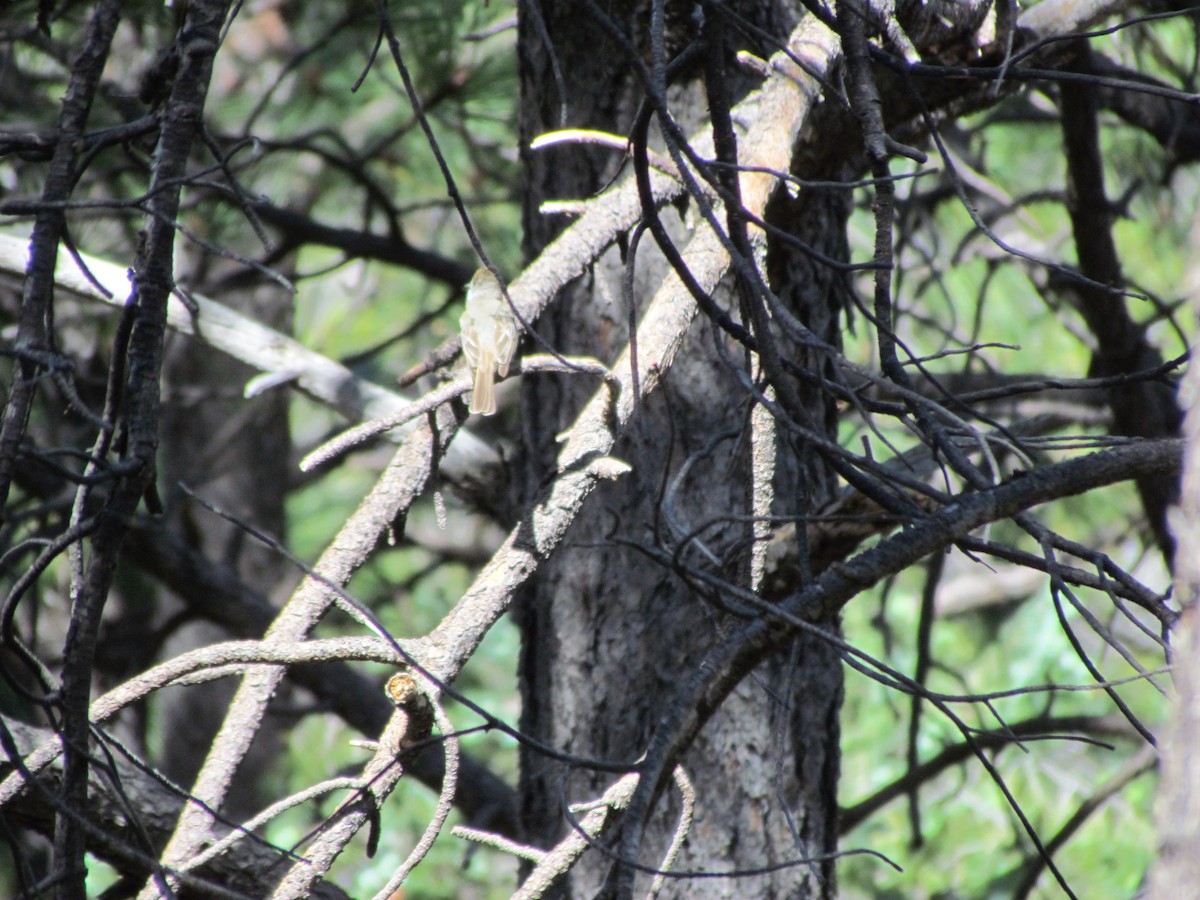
[{"x1": 459, "y1": 267, "x2": 518, "y2": 415}]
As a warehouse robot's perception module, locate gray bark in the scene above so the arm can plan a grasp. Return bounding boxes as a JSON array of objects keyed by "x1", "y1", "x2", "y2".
[{"x1": 515, "y1": 4, "x2": 848, "y2": 896}]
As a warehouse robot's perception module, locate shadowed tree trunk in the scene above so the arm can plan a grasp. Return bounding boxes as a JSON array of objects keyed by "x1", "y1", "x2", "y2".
[{"x1": 515, "y1": 3, "x2": 851, "y2": 895}]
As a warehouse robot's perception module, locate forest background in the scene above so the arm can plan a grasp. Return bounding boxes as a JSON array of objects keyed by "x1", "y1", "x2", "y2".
[{"x1": 1, "y1": 0, "x2": 1198, "y2": 898}]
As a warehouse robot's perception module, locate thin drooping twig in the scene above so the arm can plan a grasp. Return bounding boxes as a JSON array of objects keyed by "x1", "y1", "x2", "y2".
[{"x1": 1011, "y1": 745, "x2": 1156, "y2": 898}]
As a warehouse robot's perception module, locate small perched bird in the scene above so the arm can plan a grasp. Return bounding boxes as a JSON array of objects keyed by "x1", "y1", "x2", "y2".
[{"x1": 460, "y1": 267, "x2": 518, "y2": 416}]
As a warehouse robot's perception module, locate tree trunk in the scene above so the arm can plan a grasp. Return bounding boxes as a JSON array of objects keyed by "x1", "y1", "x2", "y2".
[{"x1": 516, "y1": 4, "x2": 850, "y2": 895}]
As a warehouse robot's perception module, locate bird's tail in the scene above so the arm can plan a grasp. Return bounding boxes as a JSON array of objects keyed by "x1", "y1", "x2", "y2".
[{"x1": 469, "y1": 350, "x2": 497, "y2": 415}]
